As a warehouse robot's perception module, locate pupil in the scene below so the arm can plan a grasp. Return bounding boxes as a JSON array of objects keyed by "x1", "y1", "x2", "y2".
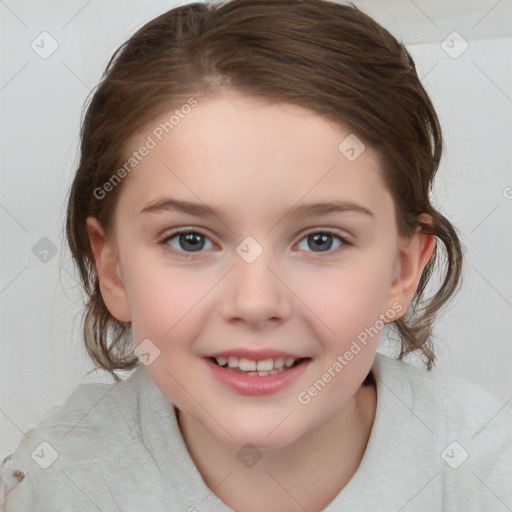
[
  {"x1": 178, "y1": 233, "x2": 333, "y2": 253},
  {"x1": 180, "y1": 233, "x2": 204, "y2": 252},
  {"x1": 309, "y1": 233, "x2": 332, "y2": 252}
]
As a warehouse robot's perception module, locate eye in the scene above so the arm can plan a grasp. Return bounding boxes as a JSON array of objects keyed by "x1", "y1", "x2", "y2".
[
  {"x1": 158, "y1": 228, "x2": 349, "y2": 259},
  {"x1": 296, "y1": 230, "x2": 347, "y2": 254},
  {"x1": 158, "y1": 229, "x2": 214, "y2": 258}
]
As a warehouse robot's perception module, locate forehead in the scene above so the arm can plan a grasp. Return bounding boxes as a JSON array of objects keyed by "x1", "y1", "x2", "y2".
[{"x1": 116, "y1": 90, "x2": 393, "y2": 224}]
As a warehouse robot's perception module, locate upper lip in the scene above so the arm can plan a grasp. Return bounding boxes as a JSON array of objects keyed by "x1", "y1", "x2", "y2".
[{"x1": 205, "y1": 349, "x2": 308, "y2": 360}]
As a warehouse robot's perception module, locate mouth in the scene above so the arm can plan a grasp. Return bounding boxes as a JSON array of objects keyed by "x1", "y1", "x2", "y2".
[
  {"x1": 208, "y1": 356, "x2": 309, "y2": 376},
  {"x1": 204, "y1": 353, "x2": 312, "y2": 395}
]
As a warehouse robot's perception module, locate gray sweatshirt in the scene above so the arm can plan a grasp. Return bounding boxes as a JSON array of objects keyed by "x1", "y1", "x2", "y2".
[{"x1": 1, "y1": 353, "x2": 511, "y2": 511}]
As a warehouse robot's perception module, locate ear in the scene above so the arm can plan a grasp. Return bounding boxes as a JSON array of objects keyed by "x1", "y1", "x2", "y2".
[
  {"x1": 384, "y1": 214, "x2": 436, "y2": 321},
  {"x1": 86, "y1": 217, "x2": 131, "y2": 323}
]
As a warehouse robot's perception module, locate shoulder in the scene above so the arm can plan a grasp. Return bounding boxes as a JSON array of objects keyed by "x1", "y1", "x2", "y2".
[
  {"x1": 372, "y1": 353, "x2": 512, "y2": 507},
  {"x1": 373, "y1": 352, "x2": 512, "y2": 437},
  {"x1": 0, "y1": 368, "x2": 148, "y2": 509}
]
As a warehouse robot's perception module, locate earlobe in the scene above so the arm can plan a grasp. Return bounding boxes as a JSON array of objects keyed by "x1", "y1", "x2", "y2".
[
  {"x1": 385, "y1": 214, "x2": 436, "y2": 319},
  {"x1": 86, "y1": 217, "x2": 131, "y2": 322}
]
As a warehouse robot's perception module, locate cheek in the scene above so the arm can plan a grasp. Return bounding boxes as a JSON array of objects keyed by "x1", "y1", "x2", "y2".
[
  {"x1": 123, "y1": 234, "x2": 396, "y2": 347},
  {"x1": 125, "y1": 263, "x2": 212, "y2": 398},
  {"x1": 122, "y1": 253, "x2": 213, "y2": 344},
  {"x1": 293, "y1": 257, "x2": 394, "y2": 346}
]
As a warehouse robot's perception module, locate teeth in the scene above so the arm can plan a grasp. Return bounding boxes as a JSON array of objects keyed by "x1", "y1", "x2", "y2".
[
  {"x1": 256, "y1": 359, "x2": 273, "y2": 371},
  {"x1": 214, "y1": 355, "x2": 301, "y2": 371},
  {"x1": 239, "y1": 358, "x2": 257, "y2": 371},
  {"x1": 274, "y1": 357, "x2": 285, "y2": 369}
]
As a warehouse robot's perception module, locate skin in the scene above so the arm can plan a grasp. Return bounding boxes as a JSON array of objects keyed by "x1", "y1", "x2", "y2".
[{"x1": 87, "y1": 88, "x2": 435, "y2": 511}]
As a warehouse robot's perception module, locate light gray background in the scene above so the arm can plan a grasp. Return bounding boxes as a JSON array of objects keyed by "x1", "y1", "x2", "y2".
[{"x1": 1, "y1": 0, "x2": 511, "y2": 462}]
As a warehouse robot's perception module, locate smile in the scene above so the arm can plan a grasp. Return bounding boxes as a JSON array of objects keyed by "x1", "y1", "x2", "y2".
[
  {"x1": 205, "y1": 355, "x2": 311, "y2": 396},
  {"x1": 210, "y1": 356, "x2": 304, "y2": 376}
]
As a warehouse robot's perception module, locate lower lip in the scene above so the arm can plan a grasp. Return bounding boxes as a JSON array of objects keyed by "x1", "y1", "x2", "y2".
[{"x1": 204, "y1": 358, "x2": 310, "y2": 396}]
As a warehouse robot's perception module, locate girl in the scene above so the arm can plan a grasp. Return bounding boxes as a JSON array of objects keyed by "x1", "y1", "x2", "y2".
[{"x1": 2, "y1": 0, "x2": 511, "y2": 510}]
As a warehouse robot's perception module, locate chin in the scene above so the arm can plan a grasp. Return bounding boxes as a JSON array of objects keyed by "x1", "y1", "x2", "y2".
[{"x1": 210, "y1": 412, "x2": 305, "y2": 451}]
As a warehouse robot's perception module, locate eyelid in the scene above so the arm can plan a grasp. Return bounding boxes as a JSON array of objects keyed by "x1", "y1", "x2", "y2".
[
  {"x1": 157, "y1": 227, "x2": 216, "y2": 260},
  {"x1": 158, "y1": 226, "x2": 350, "y2": 245},
  {"x1": 300, "y1": 227, "x2": 351, "y2": 241},
  {"x1": 158, "y1": 226, "x2": 351, "y2": 260},
  {"x1": 157, "y1": 227, "x2": 216, "y2": 246},
  {"x1": 295, "y1": 229, "x2": 350, "y2": 254}
]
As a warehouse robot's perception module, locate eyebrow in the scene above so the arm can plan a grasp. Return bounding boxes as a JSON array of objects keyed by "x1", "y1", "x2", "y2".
[{"x1": 140, "y1": 198, "x2": 374, "y2": 219}]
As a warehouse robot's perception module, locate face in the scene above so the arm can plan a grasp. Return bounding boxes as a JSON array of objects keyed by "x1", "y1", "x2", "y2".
[{"x1": 90, "y1": 89, "x2": 420, "y2": 450}]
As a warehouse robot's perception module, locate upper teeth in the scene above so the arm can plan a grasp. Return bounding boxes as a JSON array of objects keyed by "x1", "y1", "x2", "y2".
[{"x1": 215, "y1": 356, "x2": 296, "y2": 370}]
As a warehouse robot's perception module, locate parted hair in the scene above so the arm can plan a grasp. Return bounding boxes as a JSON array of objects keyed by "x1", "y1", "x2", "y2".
[{"x1": 65, "y1": 0, "x2": 463, "y2": 381}]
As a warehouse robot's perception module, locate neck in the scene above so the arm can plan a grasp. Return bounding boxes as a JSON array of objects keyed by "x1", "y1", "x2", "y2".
[{"x1": 177, "y1": 379, "x2": 377, "y2": 512}]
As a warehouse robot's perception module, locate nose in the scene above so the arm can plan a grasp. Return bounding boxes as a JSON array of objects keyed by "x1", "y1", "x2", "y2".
[{"x1": 219, "y1": 248, "x2": 293, "y2": 328}]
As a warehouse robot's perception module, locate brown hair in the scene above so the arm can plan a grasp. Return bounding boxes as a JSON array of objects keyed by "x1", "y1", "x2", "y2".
[{"x1": 65, "y1": 0, "x2": 463, "y2": 380}]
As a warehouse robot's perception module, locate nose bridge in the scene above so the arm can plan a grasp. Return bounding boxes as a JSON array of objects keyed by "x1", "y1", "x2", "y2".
[{"x1": 219, "y1": 235, "x2": 292, "y2": 324}]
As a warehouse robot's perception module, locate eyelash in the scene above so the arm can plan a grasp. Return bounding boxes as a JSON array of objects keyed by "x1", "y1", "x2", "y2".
[{"x1": 157, "y1": 228, "x2": 350, "y2": 260}]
